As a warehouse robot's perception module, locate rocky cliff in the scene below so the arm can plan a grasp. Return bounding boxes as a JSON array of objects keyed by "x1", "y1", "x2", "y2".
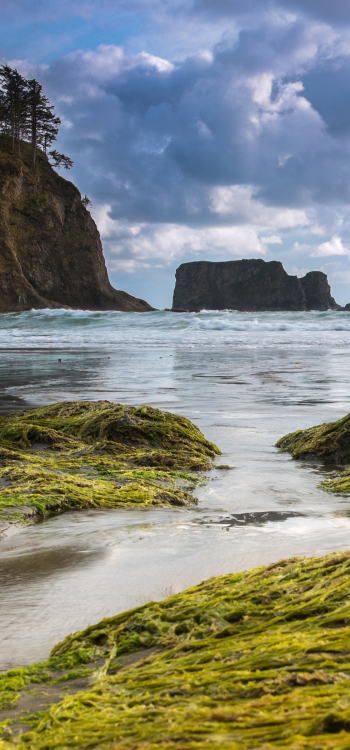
[
  {"x1": 172, "y1": 259, "x2": 340, "y2": 312},
  {"x1": 0, "y1": 136, "x2": 153, "y2": 312}
]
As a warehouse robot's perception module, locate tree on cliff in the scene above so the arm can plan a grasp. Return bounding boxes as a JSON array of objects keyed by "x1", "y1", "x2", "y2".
[
  {"x1": 0, "y1": 65, "x2": 72, "y2": 170},
  {"x1": 27, "y1": 78, "x2": 62, "y2": 169},
  {"x1": 0, "y1": 65, "x2": 29, "y2": 156},
  {"x1": 48, "y1": 149, "x2": 74, "y2": 170}
]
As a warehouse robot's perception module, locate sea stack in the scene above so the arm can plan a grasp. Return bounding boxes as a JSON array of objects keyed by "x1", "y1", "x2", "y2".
[
  {"x1": 0, "y1": 136, "x2": 153, "y2": 312},
  {"x1": 172, "y1": 259, "x2": 340, "y2": 312}
]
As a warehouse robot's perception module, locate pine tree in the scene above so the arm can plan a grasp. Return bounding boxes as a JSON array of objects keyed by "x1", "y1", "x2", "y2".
[
  {"x1": 0, "y1": 65, "x2": 29, "y2": 156},
  {"x1": 27, "y1": 78, "x2": 44, "y2": 169},
  {"x1": 38, "y1": 112, "x2": 61, "y2": 154},
  {"x1": 0, "y1": 65, "x2": 74, "y2": 171},
  {"x1": 49, "y1": 149, "x2": 74, "y2": 169}
]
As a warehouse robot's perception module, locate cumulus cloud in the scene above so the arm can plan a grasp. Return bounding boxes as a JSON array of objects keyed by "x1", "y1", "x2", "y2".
[
  {"x1": 92, "y1": 205, "x2": 270, "y2": 268},
  {"x1": 41, "y1": 27, "x2": 349, "y2": 233},
  {"x1": 312, "y1": 235, "x2": 350, "y2": 256},
  {"x1": 260, "y1": 235, "x2": 283, "y2": 244},
  {"x1": 210, "y1": 186, "x2": 309, "y2": 227}
]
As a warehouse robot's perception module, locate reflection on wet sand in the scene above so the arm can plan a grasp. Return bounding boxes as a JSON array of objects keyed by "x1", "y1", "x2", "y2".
[
  {"x1": 199, "y1": 510, "x2": 305, "y2": 527},
  {"x1": 0, "y1": 545, "x2": 107, "y2": 588}
]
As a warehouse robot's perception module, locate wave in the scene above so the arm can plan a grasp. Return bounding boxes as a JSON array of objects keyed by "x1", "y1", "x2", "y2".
[{"x1": 2, "y1": 308, "x2": 350, "y2": 348}]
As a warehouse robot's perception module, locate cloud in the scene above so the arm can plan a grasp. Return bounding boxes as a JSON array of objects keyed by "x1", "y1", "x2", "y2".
[
  {"x1": 260, "y1": 235, "x2": 283, "y2": 244},
  {"x1": 210, "y1": 186, "x2": 309, "y2": 227},
  {"x1": 41, "y1": 27, "x2": 349, "y2": 234},
  {"x1": 5, "y1": 0, "x2": 350, "y2": 26},
  {"x1": 312, "y1": 234, "x2": 350, "y2": 256},
  {"x1": 319, "y1": 262, "x2": 350, "y2": 285},
  {"x1": 91, "y1": 205, "x2": 270, "y2": 267},
  {"x1": 193, "y1": 0, "x2": 350, "y2": 24},
  {"x1": 291, "y1": 265, "x2": 310, "y2": 276},
  {"x1": 332, "y1": 271, "x2": 350, "y2": 283},
  {"x1": 0, "y1": 0, "x2": 161, "y2": 22}
]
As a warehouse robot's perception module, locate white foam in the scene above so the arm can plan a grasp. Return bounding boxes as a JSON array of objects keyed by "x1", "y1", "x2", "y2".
[{"x1": 1, "y1": 309, "x2": 350, "y2": 349}]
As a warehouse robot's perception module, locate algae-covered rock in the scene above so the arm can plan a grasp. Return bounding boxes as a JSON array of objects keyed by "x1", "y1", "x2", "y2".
[
  {"x1": 277, "y1": 412, "x2": 350, "y2": 461},
  {"x1": 277, "y1": 411, "x2": 350, "y2": 493},
  {"x1": 0, "y1": 400, "x2": 220, "y2": 534},
  {"x1": 3, "y1": 551, "x2": 350, "y2": 747}
]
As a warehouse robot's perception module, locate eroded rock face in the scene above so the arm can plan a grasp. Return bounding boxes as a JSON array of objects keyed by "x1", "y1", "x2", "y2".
[
  {"x1": 0, "y1": 137, "x2": 153, "y2": 312},
  {"x1": 299, "y1": 271, "x2": 339, "y2": 312},
  {"x1": 172, "y1": 259, "x2": 340, "y2": 312}
]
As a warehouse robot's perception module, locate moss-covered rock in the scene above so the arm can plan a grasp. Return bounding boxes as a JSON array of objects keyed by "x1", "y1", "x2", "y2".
[
  {"x1": 276, "y1": 412, "x2": 350, "y2": 494},
  {"x1": 276, "y1": 413, "x2": 350, "y2": 462},
  {"x1": 3, "y1": 551, "x2": 350, "y2": 747},
  {"x1": 0, "y1": 400, "x2": 220, "y2": 534}
]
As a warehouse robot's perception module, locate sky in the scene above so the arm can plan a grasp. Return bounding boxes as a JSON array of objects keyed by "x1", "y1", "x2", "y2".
[{"x1": 3, "y1": 1, "x2": 350, "y2": 308}]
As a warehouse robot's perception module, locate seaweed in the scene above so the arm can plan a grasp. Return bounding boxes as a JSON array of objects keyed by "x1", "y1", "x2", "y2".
[
  {"x1": 4, "y1": 551, "x2": 350, "y2": 747},
  {"x1": 276, "y1": 412, "x2": 350, "y2": 462},
  {"x1": 0, "y1": 401, "x2": 220, "y2": 533},
  {"x1": 276, "y1": 411, "x2": 350, "y2": 494}
]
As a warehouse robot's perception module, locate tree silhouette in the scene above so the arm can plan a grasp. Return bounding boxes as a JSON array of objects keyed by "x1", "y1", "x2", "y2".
[
  {"x1": 0, "y1": 65, "x2": 29, "y2": 156},
  {"x1": 0, "y1": 66, "x2": 72, "y2": 170},
  {"x1": 81, "y1": 195, "x2": 92, "y2": 208},
  {"x1": 49, "y1": 149, "x2": 74, "y2": 170}
]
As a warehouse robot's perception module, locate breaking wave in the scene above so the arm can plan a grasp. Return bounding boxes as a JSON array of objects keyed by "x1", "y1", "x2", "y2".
[{"x1": 1, "y1": 308, "x2": 350, "y2": 348}]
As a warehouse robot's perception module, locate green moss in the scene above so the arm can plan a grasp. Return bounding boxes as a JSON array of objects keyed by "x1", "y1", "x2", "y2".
[
  {"x1": 319, "y1": 467, "x2": 350, "y2": 494},
  {"x1": 276, "y1": 412, "x2": 350, "y2": 494},
  {"x1": 276, "y1": 412, "x2": 350, "y2": 461},
  {"x1": 0, "y1": 400, "x2": 220, "y2": 531},
  {"x1": 5, "y1": 552, "x2": 350, "y2": 747}
]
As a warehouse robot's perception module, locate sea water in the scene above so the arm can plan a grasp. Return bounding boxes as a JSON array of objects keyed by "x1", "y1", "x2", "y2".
[{"x1": 1, "y1": 309, "x2": 350, "y2": 668}]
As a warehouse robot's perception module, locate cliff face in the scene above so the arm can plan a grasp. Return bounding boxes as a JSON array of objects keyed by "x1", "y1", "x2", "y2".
[
  {"x1": 172, "y1": 259, "x2": 340, "y2": 312},
  {"x1": 0, "y1": 137, "x2": 153, "y2": 312}
]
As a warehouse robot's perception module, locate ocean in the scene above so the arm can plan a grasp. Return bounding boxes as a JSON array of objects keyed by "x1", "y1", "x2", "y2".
[{"x1": 1, "y1": 308, "x2": 350, "y2": 668}]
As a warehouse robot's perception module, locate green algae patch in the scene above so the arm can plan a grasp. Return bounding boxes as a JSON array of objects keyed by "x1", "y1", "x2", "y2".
[
  {"x1": 276, "y1": 412, "x2": 350, "y2": 462},
  {"x1": 276, "y1": 411, "x2": 350, "y2": 494},
  {"x1": 321, "y1": 467, "x2": 350, "y2": 494},
  {"x1": 0, "y1": 400, "x2": 220, "y2": 533},
  {"x1": 5, "y1": 552, "x2": 350, "y2": 747}
]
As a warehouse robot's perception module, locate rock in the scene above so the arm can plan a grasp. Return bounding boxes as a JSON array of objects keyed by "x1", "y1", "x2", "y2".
[
  {"x1": 299, "y1": 271, "x2": 340, "y2": 311},
  {"x1": 0, "y1": 400, "x2": 221, "y2": 533},
  {"x1": 0, "y1": 136, "x2": 154, "y2": 312},
  {"x1": 172, "y1": 259, "x2": 340, "y2": 312}
]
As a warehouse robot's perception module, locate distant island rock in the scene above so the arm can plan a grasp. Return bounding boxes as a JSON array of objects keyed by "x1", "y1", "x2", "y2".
[
  {"x1": 0, "y1": 137, "x2": 153, "y2": 312},
  {"x1": 172, "y1": 259, "x2": 341, "y2": 312}
]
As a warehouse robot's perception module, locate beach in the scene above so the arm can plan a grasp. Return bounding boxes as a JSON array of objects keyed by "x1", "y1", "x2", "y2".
[{"x1": 1, "y1": 309, "x2": 350, "y2": 670}]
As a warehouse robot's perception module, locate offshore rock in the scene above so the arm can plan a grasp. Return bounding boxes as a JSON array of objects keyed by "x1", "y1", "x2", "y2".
[
  {"x1": 172, "y1": 259, "x2": 340, "y2": 312},
  {"x1": 0, "y1": 136, "x2": 153, "y2": 312}
]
